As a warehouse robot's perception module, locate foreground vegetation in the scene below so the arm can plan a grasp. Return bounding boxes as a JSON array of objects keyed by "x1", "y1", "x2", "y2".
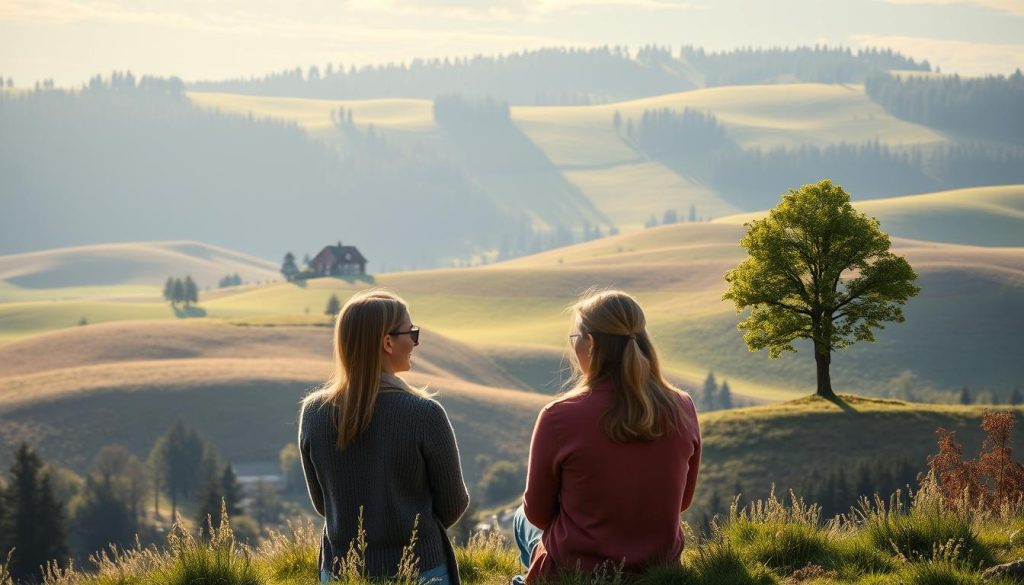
[
  {"x1": 3, "y1": 411, "x2": 1022, "y2": 584},
  {"x1": 7, "y1": 481, "x2": 1022, "y2": 585}
]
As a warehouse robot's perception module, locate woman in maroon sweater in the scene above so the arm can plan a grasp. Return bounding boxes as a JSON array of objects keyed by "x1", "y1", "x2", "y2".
[{"x1": 512, "y1": 289, "x2": 702, "y2": 584}]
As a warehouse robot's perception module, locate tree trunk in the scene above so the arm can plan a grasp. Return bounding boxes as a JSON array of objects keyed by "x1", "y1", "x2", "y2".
[{"x1": 815, "y1": 349, "x2": 836, "y2": 398}]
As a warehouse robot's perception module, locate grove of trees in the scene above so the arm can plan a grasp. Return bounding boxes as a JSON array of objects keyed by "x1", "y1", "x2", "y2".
[
  {"x1": 162, "y1": 276, "x2": 199, "y2": 308},
  {"x1": 866, "y1": 69, "x2": 1024, "y2": 145}
]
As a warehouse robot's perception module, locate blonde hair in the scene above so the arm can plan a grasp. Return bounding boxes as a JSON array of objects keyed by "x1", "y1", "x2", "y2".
[
  {"x1": 562, "y1": 289, "x2": 687, "y2": 442},
  {"x1": 307, "y1": 289, "x2": 429, "y2": 450}
]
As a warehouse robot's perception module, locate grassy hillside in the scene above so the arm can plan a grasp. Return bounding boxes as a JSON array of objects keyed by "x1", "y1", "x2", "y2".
[
  {"x1": 715, "y1": 184, "x2": 1024, "y2": 247},
  {"x1": 0, "y1": 320, "x2": 546, "y2": 484},
  {"x1": 2, "y1": 323, "x2": 1020, "y2": 554},
  {"x1": 0, "y1": 240, "x2": 280, "y2": 291},
  {"x1": 2, "y1": 220, "x2": 1021, "y2": 398},
  {"x1": 188, "y1": 83, "x2": 948, "y2": 231},
  {"x1": 691, "y1": 395, "x2": 1024, "y2": 516}
]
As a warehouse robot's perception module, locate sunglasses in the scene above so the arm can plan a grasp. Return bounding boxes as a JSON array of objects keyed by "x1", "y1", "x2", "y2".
[{"x1": 389, "y1": 325, "x2": 420, "y2": 346}]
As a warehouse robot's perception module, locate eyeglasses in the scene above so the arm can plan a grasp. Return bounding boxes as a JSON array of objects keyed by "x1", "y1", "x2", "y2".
[
  {"x1": 389, "y1": 325, "x2": 420, "y2": 346},
  {"x1": 568, "y1": 333, "x2": 584, "y2": 343}
]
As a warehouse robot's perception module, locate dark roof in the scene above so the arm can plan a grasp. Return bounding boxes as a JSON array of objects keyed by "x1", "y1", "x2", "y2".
[{"x1": 313, "y1": 244, "x2": 367, "y2": 264}]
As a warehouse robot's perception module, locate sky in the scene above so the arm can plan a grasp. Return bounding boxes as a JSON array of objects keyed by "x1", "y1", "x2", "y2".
[{"x1": 0, "y1": 0, "x2": 1022, "y2": 87}]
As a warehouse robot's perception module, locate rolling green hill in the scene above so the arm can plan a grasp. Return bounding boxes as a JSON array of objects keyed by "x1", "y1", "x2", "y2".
[
  {"x1": 715, "y1": 184, "x2": 1024, "y2": 247},
  {"x1": 0, "y1": 240, "x2": 280, "y2": 292},
  {"x1": 1, "y1": 319, "x2": 1017, "y2": 529},
  {"x1": 0, "y1": 320, "x2": 546, "y2": 485},
  {"x1": 2, "y1": 219, "x2": 1021, "y2": 399},
  {"x1": 188, "y1": 83, "x2": 949, "y2": 231}
]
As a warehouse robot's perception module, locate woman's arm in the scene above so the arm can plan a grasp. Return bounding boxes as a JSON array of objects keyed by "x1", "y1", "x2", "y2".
[
  {"x1": 523, "y1": 404, "x2": 561, "y2": 530},
  {"x1": 298, "y1": 403, "x2": 326, "y2": 517},
  {"x1": 680, "y1": 439, "x2": 701, "y2": 512},
  {"x1": 421, "y1": 399, "x2": 470, "y2": 528},
  {"x1": 680, "y1": 395, "x2": 702, "y2": 513}
]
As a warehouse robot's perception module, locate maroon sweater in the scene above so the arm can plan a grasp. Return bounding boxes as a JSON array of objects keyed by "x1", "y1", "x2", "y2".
[{"x1": 522, "y1": 378, "x2": 701, "y2": 583}]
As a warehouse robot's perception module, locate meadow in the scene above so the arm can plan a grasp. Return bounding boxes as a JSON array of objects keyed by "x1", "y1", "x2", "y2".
[
  {"x1": 17, "y1": 467, "x2": 1024, "y2": 585},
  {"x1": 2, "y1": 74, "x2": 1023, "y2": 583}
]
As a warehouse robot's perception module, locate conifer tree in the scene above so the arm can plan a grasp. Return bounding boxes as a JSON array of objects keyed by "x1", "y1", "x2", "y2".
[
  {"x1": 1, "y1": 444, "x2": 68, "y2": 582},
  {"x1": 72, "y1": 474, "x2": 135, "y2": 555},
  {"x1": 281, "y1": 252, "x2": 298, "y2": 281},
  {"x1": 171, "y1": 278, "x2": 185, "y2": 307},
  {"x1": 152, "y1": 421, "x2": 205, "y2": 519},
  {"x1": 719, "y1": 380, "x2": 733, "y2": 409},
  {"x1": 959, "y1": 386, "x2": 972, "y2": 405},
  {"x1": 701, "y1": 372, "x2": 718, "y2": 411},
  {"x1": 220, "y1": 464, "x2": 244, "y2": 518},
  {"x1": 196, "y1": 447, "x2": 224, "y2": 529},
  {"x1": 163, "y1": 277, "x2": 174, "y2": 302},
  {"x1": 325, "y1": 294, "x2": 341, "y2": 316},
  {"x1": 183, "y1": 276, "x2": 198, "y2": 307}
]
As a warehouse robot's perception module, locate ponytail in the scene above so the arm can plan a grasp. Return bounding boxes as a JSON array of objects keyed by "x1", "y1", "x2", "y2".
[{"x1": 561, "y1": 289, "x2": 686, "y2": 443}]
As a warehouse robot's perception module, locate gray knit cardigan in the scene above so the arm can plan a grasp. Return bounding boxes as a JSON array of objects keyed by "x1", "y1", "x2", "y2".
[{"x1": 298, "y1": 372, "x2": 470, "y2": 583}]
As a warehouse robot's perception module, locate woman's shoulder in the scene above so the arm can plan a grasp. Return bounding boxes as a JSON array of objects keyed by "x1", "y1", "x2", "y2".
[{"x1": 299, "y1": 389, "x2": 333, "y2": 418}]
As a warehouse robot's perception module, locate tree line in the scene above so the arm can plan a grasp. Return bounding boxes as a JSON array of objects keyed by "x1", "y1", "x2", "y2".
[
  {"x1": 628, "y1": 106, "x2": 1024, "y2": 210},
  {"x1": 0, "y1": 422, "x2": 301, "y2": 582},
  {"x1": 682, "y1": 45, "x2": 928, "y2": 87},
  {"x1": 631, "y1": 107, "x2": 732, "y2": 158},
  {"x1": 865, "y1": 70, "x2": 1024, "y2": 145},
  {"x1": 187, "y1": 45, "x2": 928, "y2": 104},
  {"x1": 1, "y1": 74, "x2": 520, "y2": 272},
  {"x1": 433, "y1": 94, "x2": 512, "y2": 131}
]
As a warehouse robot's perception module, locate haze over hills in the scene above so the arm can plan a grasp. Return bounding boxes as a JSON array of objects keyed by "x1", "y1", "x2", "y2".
[
  {"x1": 4, "y1": 50, "x2": 1022, "y2": 270},
  {"x1": 2, "y1": 44, "x2": 1022, "y2": 532},
  {"x1": 0, "y1": 241, "x2": 280, "y2": 291},
  {"x1": 2, "y1": 208, "x2": 1021, "y2": 398}
]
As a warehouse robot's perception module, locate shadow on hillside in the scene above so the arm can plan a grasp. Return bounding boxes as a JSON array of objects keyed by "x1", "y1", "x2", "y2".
[
  {"x1": 173, "y1": 306, "x2": 207, "y2": 319},
  {"x1": 328, "y1": 274, "x2": 377, "y2": 285},
  {"x1": 825, "y1": 394, "x2": 859, "y2": 414}
]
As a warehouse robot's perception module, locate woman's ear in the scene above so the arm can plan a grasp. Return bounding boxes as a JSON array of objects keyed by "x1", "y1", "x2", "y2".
[
  {"x1": 382, "y1": 333, "x2": 393, "y2": 355},
  {"x1": 586, "y1": 333, "x2": 594, "y2": 357}
]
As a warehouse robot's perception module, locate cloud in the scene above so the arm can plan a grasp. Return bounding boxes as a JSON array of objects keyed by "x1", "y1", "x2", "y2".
[
  {"x1": 878, "y1": 0, "x2": 1024, "y2": 17},
  {"x1": 1, "y1": 0, "x2": 706, "y2": 28},
  {"x1": 850, "y1": 34, "x2": 1024, "y2": 75}
]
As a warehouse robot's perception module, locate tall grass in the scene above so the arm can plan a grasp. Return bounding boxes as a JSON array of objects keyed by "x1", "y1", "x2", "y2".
[{"x1": 10, "y1": 483, "x2": 1023, "y2": 585}]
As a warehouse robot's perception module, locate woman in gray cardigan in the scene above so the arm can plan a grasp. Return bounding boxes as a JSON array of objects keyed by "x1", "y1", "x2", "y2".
[{"x1": 298, "y1": 289, "x2": 470, "y2": 585}]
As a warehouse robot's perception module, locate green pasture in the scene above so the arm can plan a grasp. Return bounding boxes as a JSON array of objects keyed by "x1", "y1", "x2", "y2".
[{"x1": 717, "y1": 184, "x2": 1024, "y2": 247}]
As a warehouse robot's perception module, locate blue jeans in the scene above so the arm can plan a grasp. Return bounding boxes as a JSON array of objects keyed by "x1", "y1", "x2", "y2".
[
  {"x1": 320, "y1": 563, "x2": 450, "y2": 585},
  {"x1": 512, "y1": 504, "x2": 544, "y2": 584}
]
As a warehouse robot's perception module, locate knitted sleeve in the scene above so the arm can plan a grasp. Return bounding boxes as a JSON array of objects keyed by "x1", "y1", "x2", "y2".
[
  {"x1": 298, "y1": 402, "x2": 326, "y2": 517},
  {"x1": 420, "y1": 399, "x2": 470, "y2": 527}
]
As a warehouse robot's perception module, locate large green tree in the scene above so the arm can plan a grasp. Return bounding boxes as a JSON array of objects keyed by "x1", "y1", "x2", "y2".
[{"x1": 723, "y1": 180, "x2": 920, "y2": 398}]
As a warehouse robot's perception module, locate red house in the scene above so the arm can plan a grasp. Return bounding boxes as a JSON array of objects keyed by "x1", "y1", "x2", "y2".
[{"x1": 310, "y1": 242, "x2": 367, "y2": 276}]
